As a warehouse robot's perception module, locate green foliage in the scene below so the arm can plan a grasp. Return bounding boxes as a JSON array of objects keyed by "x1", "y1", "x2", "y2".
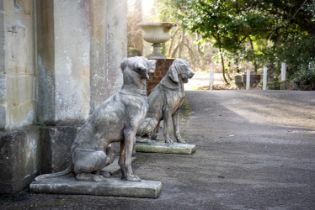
[
  {"x1": 276, "y1": 35, "x2": 315, "y2": 78},
  {"x1": 305, "y1": 0, "x2": 315, "y2": 19},
  {"x1": 159, "y1": 0, "x2": 315, "y2": 89},
  {"x1": 292, "y1": 65, "x2": 315, "y2": 90}
]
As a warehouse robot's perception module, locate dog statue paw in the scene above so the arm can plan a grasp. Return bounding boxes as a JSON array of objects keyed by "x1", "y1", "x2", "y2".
[
  {"x1": 176, "y1": 137, "x2": 186, "y2": 144},
  {"x1": 165, "y1": 137, "x2": 174, "y2": 144},
  {"x1": 122, "y1": 174, "x2": 142, "y2": 182}
]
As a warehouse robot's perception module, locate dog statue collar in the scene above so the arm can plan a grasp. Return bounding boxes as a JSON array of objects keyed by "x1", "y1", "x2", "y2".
[{"x1": 160, "y1": 83, "x2": 181, "y2": 91}]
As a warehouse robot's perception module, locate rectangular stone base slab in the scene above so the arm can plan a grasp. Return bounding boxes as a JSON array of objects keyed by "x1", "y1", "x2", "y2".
[
  {"x1": 136, "y1": 138, "x2": 196, "y2": 154},
  {"x1": 30, "y1": 176, "x2": 162, "y2": 198}
]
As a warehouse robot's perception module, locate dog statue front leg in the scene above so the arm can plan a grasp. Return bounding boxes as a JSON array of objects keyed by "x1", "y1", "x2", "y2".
[
  {"x1": 150, "y1": 121, "x2": 160, "y2": 140},
  {"x1": 120, "y1": 128, "x2": 141, "y2": 182},
  {"x1": 163, "y1": 107, "x2": 174, "y2": 144},
  {"x1": 173, "y1": 111, "x2": 186, "y2": 143}
]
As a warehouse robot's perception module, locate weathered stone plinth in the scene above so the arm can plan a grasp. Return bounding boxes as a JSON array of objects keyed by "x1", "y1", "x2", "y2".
[
  {"x1": 0, "y1": 127, "x2": 39, "y2": 194},
  {"x1": 136, "y1": 138, "x2": 196, "y2": 154},
  {"x1": 30, "y1": 175, "x2": 162, "y2": 198},
  {"x1": 39, "y1": 126, "x2": 79, "y2": 174}
]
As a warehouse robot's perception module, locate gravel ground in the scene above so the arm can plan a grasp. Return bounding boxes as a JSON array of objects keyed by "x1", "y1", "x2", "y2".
[{"x1": 1, "y1": 90, "x2": 314, "y2": 210}]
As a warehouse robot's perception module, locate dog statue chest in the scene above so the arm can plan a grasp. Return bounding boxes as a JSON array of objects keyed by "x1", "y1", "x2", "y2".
[
  {"x1": 164, "y1": 88, "x2": 184, "y2": 110},
  {"x1": 119, "y1": 91, "x2": 148, "y2": 121}
]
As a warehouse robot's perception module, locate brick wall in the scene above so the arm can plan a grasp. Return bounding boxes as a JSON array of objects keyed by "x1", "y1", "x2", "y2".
[{"x1": 148, "y1": 58, "x2": 174, "y2": 94}]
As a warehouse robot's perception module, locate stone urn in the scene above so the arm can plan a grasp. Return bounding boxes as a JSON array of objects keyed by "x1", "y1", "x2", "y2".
[{"x1": 139, "y1": 22, "x2": 175, "y2": 59}]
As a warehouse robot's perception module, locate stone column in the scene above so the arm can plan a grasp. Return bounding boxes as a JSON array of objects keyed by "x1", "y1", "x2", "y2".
[
  {"x1": 36, "y1": 0, "x2": 91, "y2": 173},
  {"x1": 0, "y1": 0, "x2": 39, "y2": 194},
  {"x1": 37, "y1": 0, "x2": 90, "y2": 125},
  {"x1": 90, "y1": 0, "x2": 127, "y2": 112}
]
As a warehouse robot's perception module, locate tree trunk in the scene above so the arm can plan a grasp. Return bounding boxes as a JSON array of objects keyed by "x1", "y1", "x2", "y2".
[
  {"x1": 219, "y1": 47, "x2": 230, "y2": 85},
  {"x1": 168, "y1": 28, "x2": 180, "y2": 57},
  {"x1": 178, "y1": 31, "x2": 186, "y2": 58},
  {"x1": 249, "y1": 37, "x2": 258, "y2": 73}
]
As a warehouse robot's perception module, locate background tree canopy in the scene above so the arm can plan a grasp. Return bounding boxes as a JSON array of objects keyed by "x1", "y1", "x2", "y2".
[{"x1": 158, "y1": 0, "x2": 315, "y2": 89}]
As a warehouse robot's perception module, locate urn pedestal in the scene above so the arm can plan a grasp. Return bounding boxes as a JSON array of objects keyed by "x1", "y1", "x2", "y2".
[{"x1": 140, "y1": 22, "x2": 175, "y2": 59}]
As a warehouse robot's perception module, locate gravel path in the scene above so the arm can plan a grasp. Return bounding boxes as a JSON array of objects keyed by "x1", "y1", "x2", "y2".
[
  {"x1": 1, "y1": 90, "x2": 314, "y2": 210},
  {"x1": 184, "y1": 72, "x2": 225, "y2": 90}
]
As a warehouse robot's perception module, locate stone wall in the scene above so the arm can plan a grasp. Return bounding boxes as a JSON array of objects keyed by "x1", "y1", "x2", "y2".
[
  {"x1": 0, "y1": 0, "x2": 36, "y2": 130},
  {"x1": 0, "y1": 0, "x2": 39, "y2": 194}
]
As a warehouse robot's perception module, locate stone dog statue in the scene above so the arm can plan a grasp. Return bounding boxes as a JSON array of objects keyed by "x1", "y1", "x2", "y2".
[
  {"x1": 35, "y1": 57, "x2": 156, "y2": 182},
  {"x1": 137, "y1": 59, "x2": 194, "y2": 143}
]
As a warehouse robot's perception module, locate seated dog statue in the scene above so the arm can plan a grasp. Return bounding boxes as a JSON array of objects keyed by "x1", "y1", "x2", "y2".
[
  {"x1": 137, "y1": 59, "x2": 194, "y2": 143},
  {"x1": 35, "y1": 57, "x2": 156, "y2": 182}
]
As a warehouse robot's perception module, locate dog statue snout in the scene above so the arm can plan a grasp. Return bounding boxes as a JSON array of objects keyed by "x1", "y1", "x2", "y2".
[{"x1": 189, "y1": 71, "x2": 194, "y2": 78}]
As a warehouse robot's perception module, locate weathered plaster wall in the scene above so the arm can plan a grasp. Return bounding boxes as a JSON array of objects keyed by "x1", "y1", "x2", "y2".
[
  {"x1": 0, "y1": 0, "x2": 5, "y2": 128},
  {"x1": 0, "y1": 1, "x2": 7, "y2": 171},
  {"x1": 36, "y1": 0, "x2": 91, "y2": 124},
  {"x1": 0, "y1": 0, "x2": 35, "y2": 129},
  {"x1": 104, "y1": 0, "x2": 127, "y2": 99},
  {"x1": 90, "y1": 0, "x2": 127, "y2": 112},
  {"x1": 0, "y1": 0, "x2": 4, "y2": 77},
  {"x1": 54, "y1": 0, "x2": 90, "y2": 122},
  {"x1": 0, "y1": 0, "x2": 39, "y2": 194},
  {"x1": 90, "y1": 0, "x2": 108, "y2": 112}
]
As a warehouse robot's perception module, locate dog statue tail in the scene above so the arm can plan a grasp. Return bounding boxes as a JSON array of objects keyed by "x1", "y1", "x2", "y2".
[
  {"x1": 137, "y1": 117, "x2": 158, "y2": 137},
  {"x1": 34, "y1": 165, "x2": 72, "y2": 181}
]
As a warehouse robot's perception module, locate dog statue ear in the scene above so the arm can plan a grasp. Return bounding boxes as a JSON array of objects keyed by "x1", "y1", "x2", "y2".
[
  {"x1": 120, "y1": 58, "x2": 129, "y2": 71},
  {"x1": 169, "y1": 64, "x2": 179, "y2": 83}
]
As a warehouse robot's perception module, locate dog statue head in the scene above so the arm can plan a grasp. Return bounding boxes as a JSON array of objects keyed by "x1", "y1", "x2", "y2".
[
  {"x1": 168, "y1": 59, "x2": 194, "y2": 84},
  {"x1": 121, "y1": 56, "x2": 156, "y2": 80}
]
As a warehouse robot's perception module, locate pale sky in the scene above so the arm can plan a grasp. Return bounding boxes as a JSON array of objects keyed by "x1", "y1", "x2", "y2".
[
  {"x1": 142, "y1": 0, "x2": 154, "y2": 17},
  {"x1": 128, "y1": 0, "x2": 155, "y2": 20}
]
